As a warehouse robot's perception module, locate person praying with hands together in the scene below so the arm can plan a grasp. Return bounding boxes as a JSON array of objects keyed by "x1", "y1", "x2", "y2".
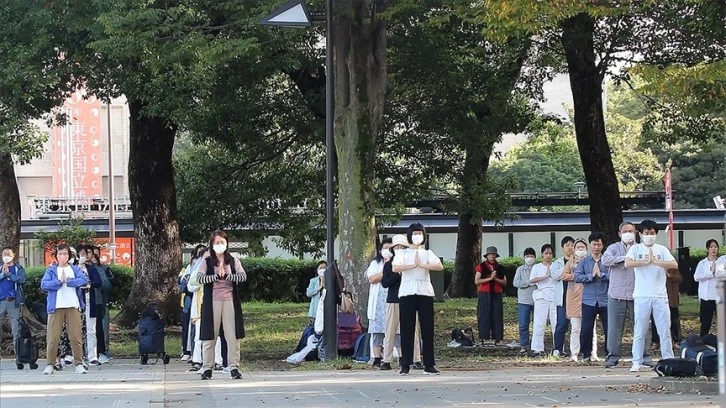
[
  {"x1": 625, "y1": 220, "x2": 678, "y2": 372},
  {"x1": 195, "y1": 230, "x2": 247, "y2": 380},
  {"x1": 40, "y1": 244, "x2": 88, "y2": 375},
  {"x1": 392, "y1": 223, "x2": 443, "y2": 375},
  {"x1": 529, "y1": 244, "x2": 558, "y2": 357}
]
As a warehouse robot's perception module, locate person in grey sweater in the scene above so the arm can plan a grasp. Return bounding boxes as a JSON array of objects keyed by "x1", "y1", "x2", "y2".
[{"x1": 512, "y1": 247, "x2": 537, "y2": 354}]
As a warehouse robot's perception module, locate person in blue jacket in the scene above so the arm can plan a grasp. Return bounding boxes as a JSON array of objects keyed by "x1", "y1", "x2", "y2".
[
  {"x1": 40, "y1": 244, "x2": 88, "y2": 375},
  {"x1": 0, "y1": 246, "x2": 26, "y2": 354}
]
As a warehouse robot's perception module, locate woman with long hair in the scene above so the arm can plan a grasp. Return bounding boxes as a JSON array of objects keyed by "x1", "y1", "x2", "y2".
[
  {"x1": 194, "y1": 230, "x2": 247, "y2": 380},
  {"x1": 366, "y1": 237, "x2": 393, "y2": 367}
]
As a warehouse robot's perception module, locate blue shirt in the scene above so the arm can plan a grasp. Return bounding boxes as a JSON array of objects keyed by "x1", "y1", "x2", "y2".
[
  {"x1": 0, "y1": 264, "x2": 26, "y2": 303},
  {"x1": 574, "y1": 256, "x2": 610, "y2": 307}
]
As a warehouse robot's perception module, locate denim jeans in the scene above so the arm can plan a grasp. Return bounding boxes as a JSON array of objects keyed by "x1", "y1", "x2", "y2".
[
  {"x1": 554, "y1": 305, "x2": 570, "y2": 354},
  {"x1": 517, "y1": 303, "x2": 534, "y2": 349}
]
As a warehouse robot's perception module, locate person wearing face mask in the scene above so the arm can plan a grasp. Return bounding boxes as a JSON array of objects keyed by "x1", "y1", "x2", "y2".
[
  {"x1": 529, "y1": 244, "x2": 558, "y2": 357},
  {"x1": 574, "y1": 232, "x2": 610, "y2": 364},
  {"x1": 601, "y1": 221, "x2": 650, "y2": 368},
  {"x1": 693, "y1": 239, "x2": 725, "y2": 336},
  {"x1": 306, "y1": 260, "x2": 328, "y2": 325},
  {"x1": 0, "y1": 246, "x2": 26, "y2": 358},
  {"x1": 561, "y1": 239, "x2": 586, "y2": 361},
  {"x1": 625, "y1": 220, "x2": 678, "y2": 372},
  {"x1": 195, "y1": 230, "x2": 247, "y2": 380},
  {"x1": 475, "y1": 246, "x2": 506, "y2": 346},
  {"x1": 550, "y1": 236, "x2": 574, "y2": 358},
  {"x1": 392, "y1": 223, "x2": 444, "y2": 375},
  {"x1": 512, "y1": 247, "x2": 537, "y2": 354},
  {"x1": 75, "y1": 244, "x2": 103, "y2": 366},
  {"x1": 366, "y1": 238, "x2": 393, "y2": 367}
]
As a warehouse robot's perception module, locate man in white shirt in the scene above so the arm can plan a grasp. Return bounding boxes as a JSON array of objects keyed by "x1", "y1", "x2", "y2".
[
  {"x1": 625, "y1": 220, "x2": 678, "y2": 372},
  {"x1": 529, "y1": 244, "x2": 558, "y2": 357}
]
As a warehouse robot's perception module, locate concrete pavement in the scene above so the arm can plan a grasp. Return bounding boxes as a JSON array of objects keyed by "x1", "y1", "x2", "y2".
[{"x1": 0, "y1": 358, "x2": 720, "y2": 407}]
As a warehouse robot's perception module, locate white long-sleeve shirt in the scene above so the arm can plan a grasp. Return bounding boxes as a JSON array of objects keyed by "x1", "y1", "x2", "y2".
[{"x1": 694, "y1": 256, "x2": 726, "y2": 301}]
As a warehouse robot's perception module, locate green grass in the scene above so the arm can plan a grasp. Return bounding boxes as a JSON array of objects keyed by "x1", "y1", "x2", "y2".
[{"x1": 105, "y1": 296, "x2": 705, "y2": 370}]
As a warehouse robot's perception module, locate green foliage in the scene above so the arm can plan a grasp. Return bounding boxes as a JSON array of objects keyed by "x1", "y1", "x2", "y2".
[{"x1": 33, "y1": 217, "x2": 101, "y2": 253}]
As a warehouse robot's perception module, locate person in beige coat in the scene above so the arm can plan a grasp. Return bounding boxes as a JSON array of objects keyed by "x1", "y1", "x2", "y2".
[{"x1": 561, "y1": 239, "x2": 599, "y2": 362}]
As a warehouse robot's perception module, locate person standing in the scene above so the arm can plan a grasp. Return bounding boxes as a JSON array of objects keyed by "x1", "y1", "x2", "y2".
[
  {"x1": 626, "y1": 220, "x2": 678, "y2": 372},
  {"x1": 40, "y1": 244, "x2": 88, "y2": 375},
  {"x1": 0, "y1": 246, "x2": 26, "y2": 356},
  {"x1": 560, "y1": 239, "x2": 586, "y2": 362},
  {"x1": 366, "y1": 238, "x2": 393, "y2": 367},
  {"x1": 195, "y1": 230, "x2": 247, "y2": 380},
  {"x1": 651, "y1": 267, "x2": 683, "y2": 349},
  {"x1": 91, "y1": 248, "x2": 114, "y2": 363},
  {"x1": 694, "y1": 239, "x2": 726, "y2": 336},
  {"x1": 512, "y1": 248, "x2": 536, "y2": 354},
  {"x1": 601, "y1": 222, "x2": 650, "y2": 368},
  {"x1": 306, "y1": 261, "x2": 327, "y2": 325},
  {"x1": 574, "y1": 232, "x2": 609, "y2": 363},
  {"x1": 475, "y1": 246, "x2": 506, "y2": 346},
  {"x1": 76, "y1": 245, "x2": 103, "y2": 366},
  {"x1": 392, "y1": 223, "x2": 443, "y2": 375},
  {"x1": 551, "y1": 237, "x2": 574, "y2": 357},
  {"x1": 529, "y1": 244, "x2": 558, "y2": 357}
]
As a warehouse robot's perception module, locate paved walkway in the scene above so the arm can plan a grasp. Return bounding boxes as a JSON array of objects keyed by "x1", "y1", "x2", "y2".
[{"x1": 0, "y1": 358, "x2": 720, "y2": 407}]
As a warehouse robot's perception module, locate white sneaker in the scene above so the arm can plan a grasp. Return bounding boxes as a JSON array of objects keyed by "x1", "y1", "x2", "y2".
[
  {"x1": 222, "y1": 366, "x2": 231, "y2": 372},
  {"x1": 570, "y1": 356, "x2": 578, "y2": 362},
  {"x1": 552, "y1": 350, "x2": 561, "y2": 357},
  {"x1": 590, "y1": 355, "x2": 601, "y2": 362},
  {"x1": 43, "y1": 365, "x2": 55, "y2": 375},
  {"x1": 181, "y1": 354, "x2": 191, "y2": 362},
  {"x1": 629, "y1": 363, "x2": 642, "y2": 372},
  {"x1": 75, "y1": 364, "x2": 88, "y2": 374},
  {"x1": 64, "y1": 355, "x2": 73, "y2": 365},
  {"x1": 506, "y1": 341, "x2": 521, "y2": 349},
  {"x1": 99, "y1": 354, "x2": 111, "y2": 364}
]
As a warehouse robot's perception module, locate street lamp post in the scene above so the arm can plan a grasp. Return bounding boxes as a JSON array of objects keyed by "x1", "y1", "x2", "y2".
[
  {"x1": 261, "y1": 0, "x2": 337, "y2": 360},
  {"x1": 107, "y1": 102, "x2": 116, "y2": 265}
]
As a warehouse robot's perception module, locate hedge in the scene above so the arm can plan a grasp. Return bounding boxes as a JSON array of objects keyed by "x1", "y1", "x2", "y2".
[{"x1": 18, "y1": 246, "x2": 726, "y2": 305}]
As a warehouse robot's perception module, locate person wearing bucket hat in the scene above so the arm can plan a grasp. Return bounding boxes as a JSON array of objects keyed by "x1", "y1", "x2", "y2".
[
  {"x1": 393, "y1": 223, "x2": 443, "y2": 375},
  {"x1": 475, "y1": 246, "x2": 506, "y2": 346},
  {"x1": 380, "y1": 234, "x2": 423, "y2": 370}
]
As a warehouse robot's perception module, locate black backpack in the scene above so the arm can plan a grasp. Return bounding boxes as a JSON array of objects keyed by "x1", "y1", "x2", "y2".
[
  {"x1": 451, "y1": 327, "x2": 474, "y2": 347},
  {"x1": 654, "y1": 358, "x2": 704, "y2": 377}
]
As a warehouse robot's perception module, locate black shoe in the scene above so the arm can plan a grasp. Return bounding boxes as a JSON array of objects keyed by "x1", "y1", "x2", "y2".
[
  {"x1": 214, "y1": 364, "x2": 224, "y2": 371},
  {"x1": 201, "y1": 370, "x2": 212, "y2": 380},
  {"x1": 189, "y1": 363, "x2": 202, "y2": 372},
  {"x1": 379, "y1": 362, "x2": 392, "y2": 371},
  {"x1": 412, "y1": 362, "x2": 424, "y2": 370},
  {"x1": 399, "y1": 365, "x2": 410, "y2": 375},
  {"x1": 531, "y1": 351, "x2": 544, "y2": 358},
  {"x1": 230, "y1": 369, "x2": 242, "y2": 379},
  {"x1": 372, "y1": 357, "x2": 382, "y2": 368},
  {"x1": 603, "y1": 359, "x2": 619, "y2": 368},
  {"x1": 424, "y1": 366, "x2": 440, "y2": 375}
]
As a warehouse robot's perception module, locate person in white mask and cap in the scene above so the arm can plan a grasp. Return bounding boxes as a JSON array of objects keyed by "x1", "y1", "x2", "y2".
[
  {"x1": 625, "y1": 219, "x2": 678, "y2": 372},
  {"x1": 306, "y1": 260, "x2": 328, "y2": 326}
]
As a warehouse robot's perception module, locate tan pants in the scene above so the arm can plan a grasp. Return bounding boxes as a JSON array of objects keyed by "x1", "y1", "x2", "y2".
[
  {"x1": 383, "y1": 303, "x2": 420, "y2": 363},
  {"x1": 47, "y1": 308, "x2": 83, "y2": 366},
  {"x1": 202, "y1": 300, "x2": 240, "y2": 370}
]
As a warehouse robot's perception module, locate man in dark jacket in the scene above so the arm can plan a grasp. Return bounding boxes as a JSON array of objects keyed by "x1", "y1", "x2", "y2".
[{"x1": 1, "y1": 246, "x2": 26, "y2": 355}]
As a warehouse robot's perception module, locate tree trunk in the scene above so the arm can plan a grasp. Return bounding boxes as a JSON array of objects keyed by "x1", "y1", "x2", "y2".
[
  {"x1": 448, "y1": 146, "x2": 491, "y2": 298},
  {"x1": 561, "y1": 13, "x2": 623, "y2": 242},
  {"x1": 0, "y1": 153, "x2": 21, "y2": 251},
  {"x1": 333, "y1": 0, "x2": 388, "y2": 326},
  {"x1": 114, "y1": 99, "x2": 182, "y2": 328}
]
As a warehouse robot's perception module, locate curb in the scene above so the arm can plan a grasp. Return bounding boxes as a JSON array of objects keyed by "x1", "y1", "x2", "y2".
[{"x1": 649, "y1": 376, "x2": 718, "y2": 395}]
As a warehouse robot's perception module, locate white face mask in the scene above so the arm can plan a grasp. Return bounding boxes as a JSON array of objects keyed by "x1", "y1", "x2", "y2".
[
  {"x1": 79, "y1": 256, "x2": 87, "y2": 264},
  {"x1": 381, "y1": 248, "x2": 392, "y2": 259},
  {"x1": 317, "y1": 268, "x2": 326, "y2": 277},
  {"x1": 524, "y1": 257, "x2": 535, "y2": 266},
  {"x1": 621, "y1": 232, "x2": 635, "y2": 244},
  {"x1": 574, "y1": 250, "x2": 587, "y2": 258},
  {"x1": 641, "y1": 234, "x2": 657, "y2": 246},
  {"x1": 2, "y1": 256, "x2": 12, "y2": 264},
  {"x1": 213, "y1": 244, "x2": 227, "y2": 255},
  {"x1": 411, "y1": 235, "x2": 424, "y2": 245}
]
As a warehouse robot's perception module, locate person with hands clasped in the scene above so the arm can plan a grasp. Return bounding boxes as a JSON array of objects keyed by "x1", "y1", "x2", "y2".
[
  {"x1": 512, "y1": 248, "x2": 536, "y2": 354},
  {"x1": 306, "y1": 261, "x2": 327, "y2": 325},
  {"x1": 529, "y1": 244, "x2": 558, "y2": 357},
  {"x1": 195, "y1": 230, "x2": 247, "y2": 380},
  {"x1": 40, "y1": 244, "x2": 89, "y2": 375},
  {"x1": 475, "y1": 246, "x2": 506, "y2": 346},
  {"x1": 625, "y1": 220, "x2": 678, "y2": 372},
  {"x1": 392, "y1": 223, "x2": 443, "y2": 375},
  {"x1": 76, "y1": 245, "x2": 103, "y2": 366},
  {"x1": 694, "y1": 239, "x2": 726, "y2": 336},
  {"x1": 560, "y1": 239, "x2": 587, "y2": 362},
  {"x1": 0, "y1": 246, "x2": 26, "y2": 356},
  {"x1": 574, "y1": 232, "x2": 610, "y2": 364}
]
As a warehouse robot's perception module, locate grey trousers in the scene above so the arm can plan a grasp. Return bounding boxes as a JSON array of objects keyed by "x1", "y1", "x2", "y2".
[
  {"x1": 606, "y1": 296, "x2": 650, "y2": 362},
  {"x1": 0, "y1": 300, "x2": 20, "y2": 349}
]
